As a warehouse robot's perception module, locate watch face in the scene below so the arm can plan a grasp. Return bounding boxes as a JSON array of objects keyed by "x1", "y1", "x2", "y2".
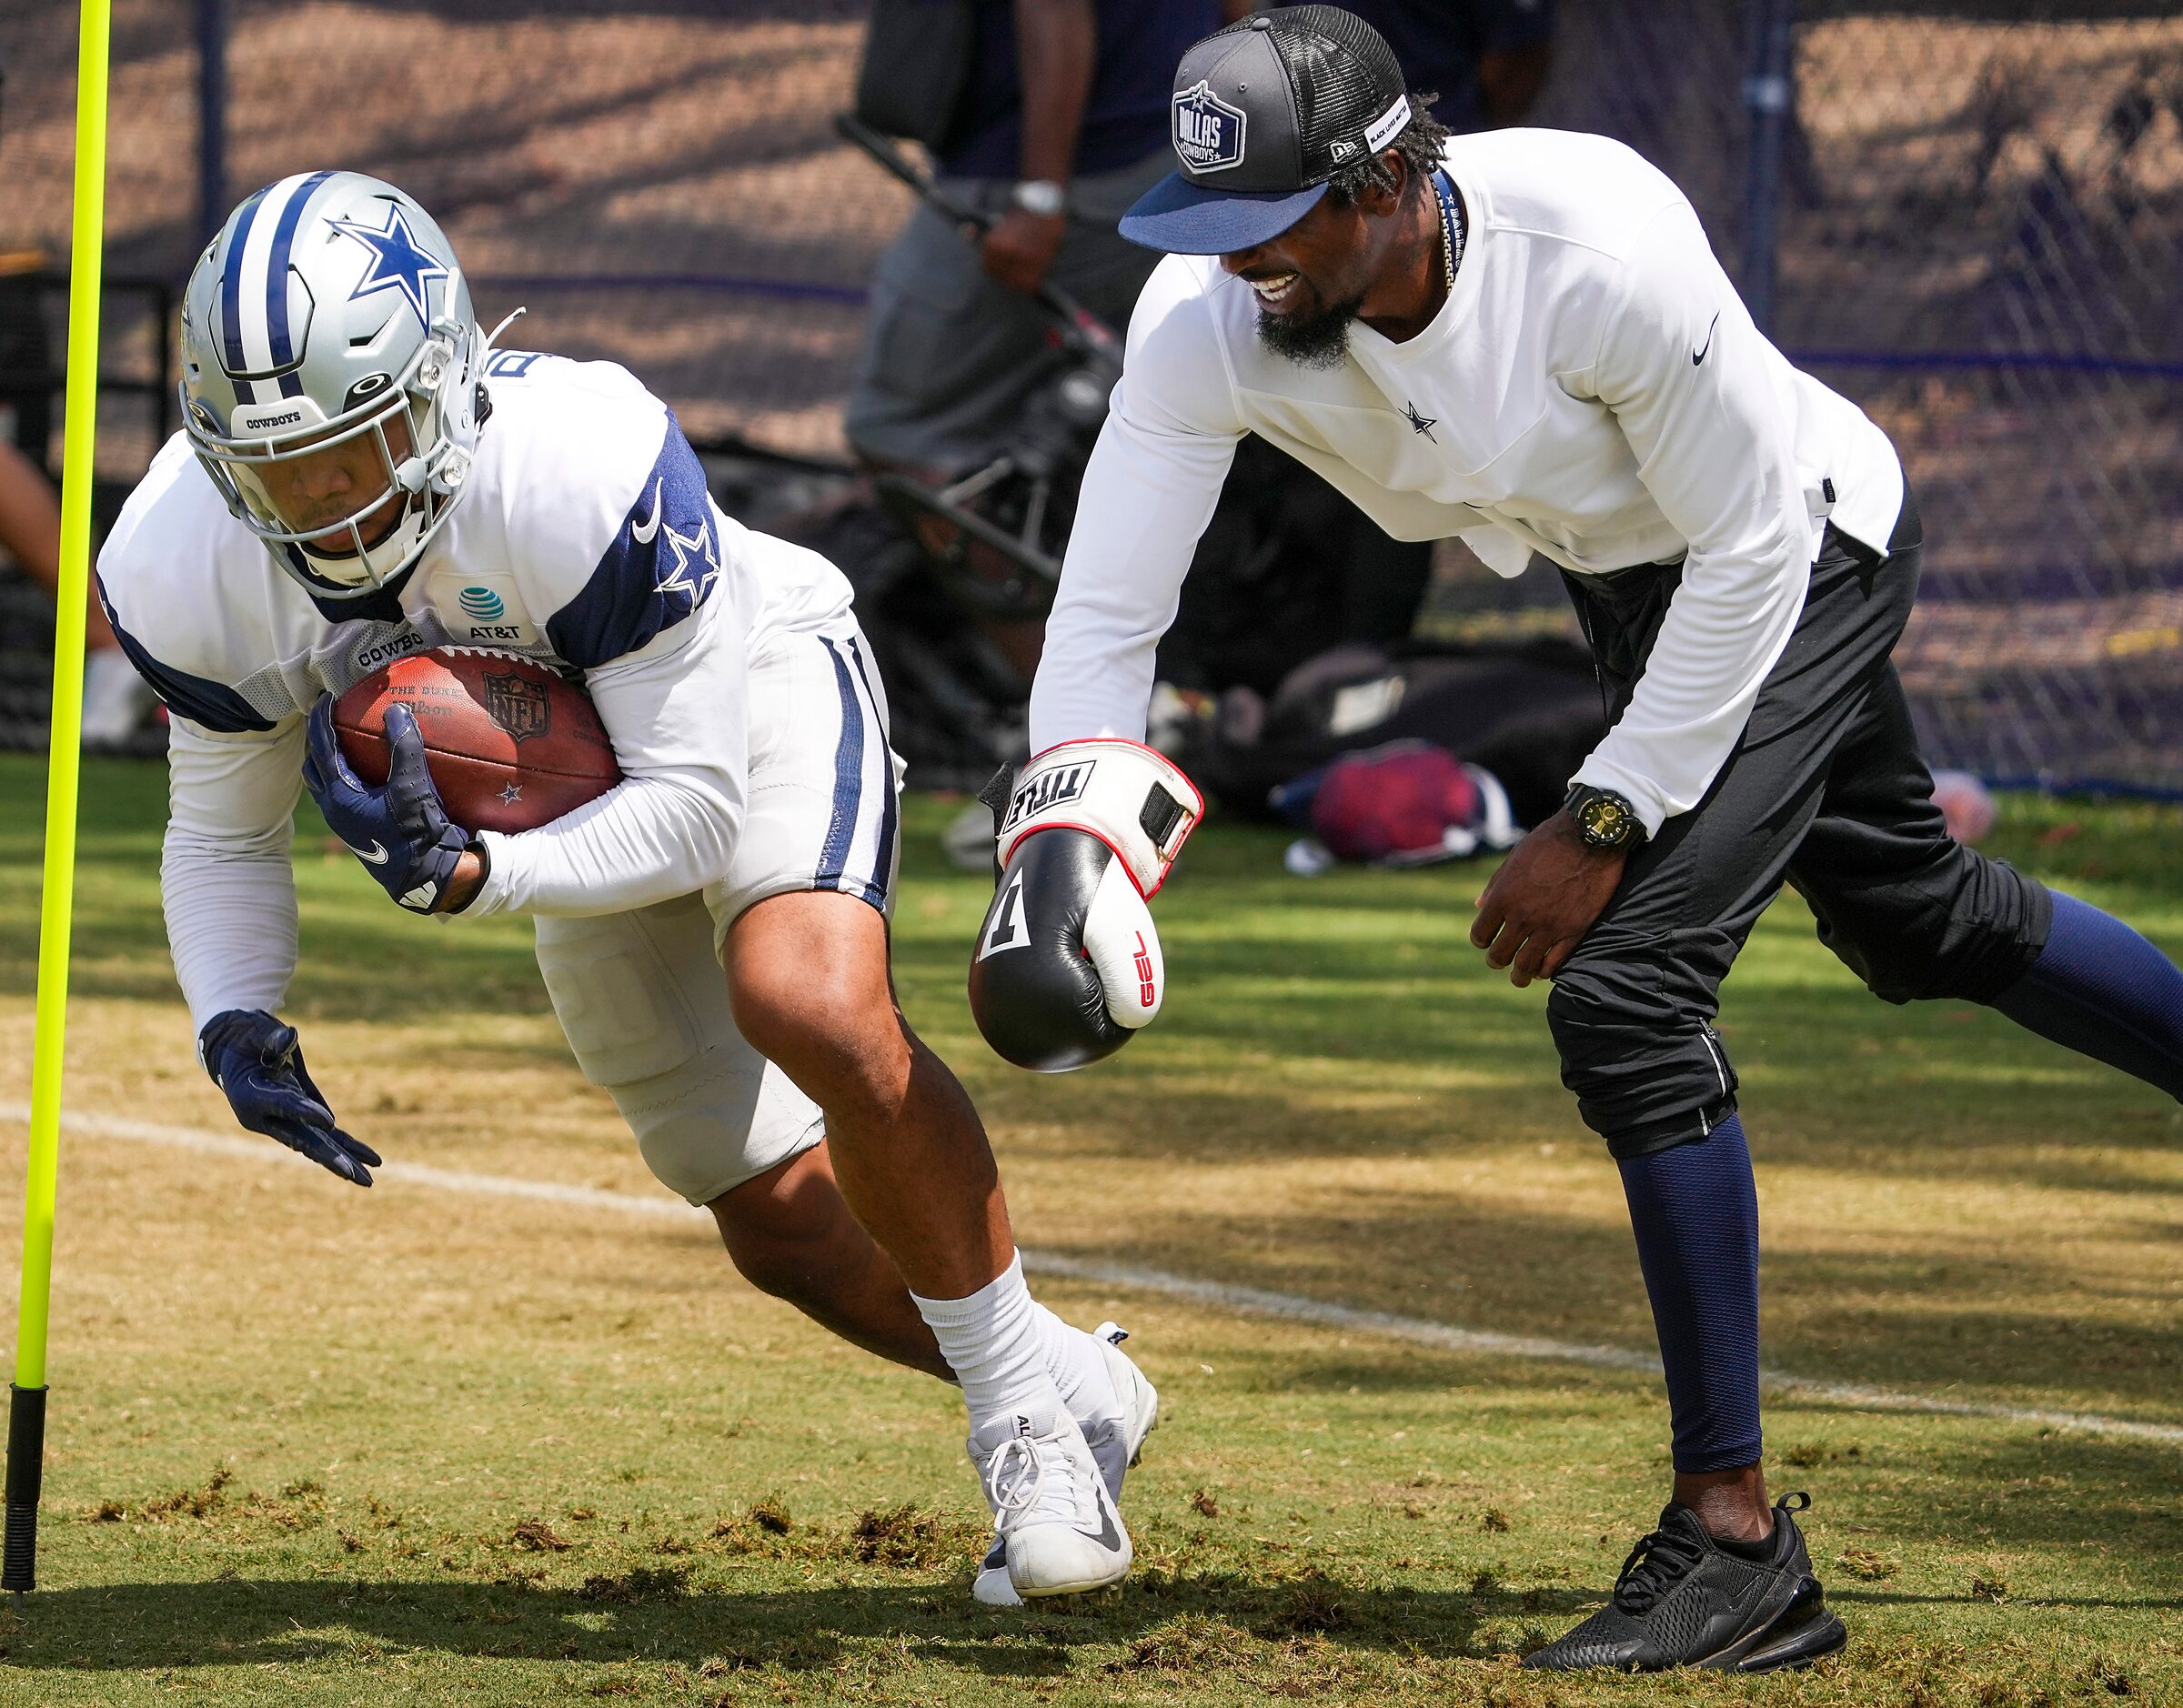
[{"x1": 1579, "y1": 793, "x2": 1634, "y2": 847}]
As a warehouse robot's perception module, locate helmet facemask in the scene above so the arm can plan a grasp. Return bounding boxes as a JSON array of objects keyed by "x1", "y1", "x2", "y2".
[{"x1": 186, "y1": 308, "x2": 481, "y2": 596}]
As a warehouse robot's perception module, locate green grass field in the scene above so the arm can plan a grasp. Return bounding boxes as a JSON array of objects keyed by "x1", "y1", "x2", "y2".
[{"x1": 0, "y1": 754, "x2": 2178, "y2": 1707}]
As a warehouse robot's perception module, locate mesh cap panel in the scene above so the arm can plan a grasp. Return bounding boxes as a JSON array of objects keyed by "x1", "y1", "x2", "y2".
[{"x1": 1269, "y1": 6, "x2": 1409, "y2": 185}]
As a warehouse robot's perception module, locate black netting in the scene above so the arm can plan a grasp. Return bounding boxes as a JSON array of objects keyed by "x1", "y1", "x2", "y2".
[{"x1": 1270, "y1": 5, "x2": 1409, "y2": 179}]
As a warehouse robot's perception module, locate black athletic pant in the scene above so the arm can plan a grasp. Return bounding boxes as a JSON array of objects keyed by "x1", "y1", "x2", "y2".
[{"x1": 1549, "y1": 488, "x2": 2052, "y2": 1157}]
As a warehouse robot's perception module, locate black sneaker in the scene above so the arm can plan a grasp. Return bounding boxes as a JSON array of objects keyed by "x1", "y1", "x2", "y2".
[{"x1": 1523, "y1": 1492, "x2": 1846, "y2": 1673}]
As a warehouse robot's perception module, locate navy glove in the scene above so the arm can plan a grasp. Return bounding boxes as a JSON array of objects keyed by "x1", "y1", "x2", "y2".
[
  {"x1": 198, "y1": 1009, "x2": 381, "y2": 1187},
  {"x1": 303, "y1": 697, "x2": 475, "y2": 914}
]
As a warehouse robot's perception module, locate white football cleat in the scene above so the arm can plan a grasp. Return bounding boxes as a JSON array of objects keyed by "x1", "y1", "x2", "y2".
[
  {"x1": 1084, "y1": 1321, "x2": 1160, "y2": 1493},
  {"x1": 975, "y1": 1323, "x2": 1154, "y2": 1607},
  {"x1": 969, "y1": 1399, "x2": 1132, "y2": 1601}
]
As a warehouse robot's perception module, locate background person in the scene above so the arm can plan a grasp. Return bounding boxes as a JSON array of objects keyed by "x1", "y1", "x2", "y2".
[
  {"x1": 0, "y1": 109, "x2": 152, "y2": 745},
  {"x1": 845, "y1": 0, "x2": 1250, "y2": 478}
]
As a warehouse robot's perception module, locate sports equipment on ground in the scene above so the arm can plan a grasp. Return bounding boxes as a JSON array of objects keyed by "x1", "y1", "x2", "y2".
[
  {"x1": 196, "y1": 1008, "x2": 382, "y2": 1187},
  {"x1": 1524, "y1": 1493, "x2": 1845, "y2": 1673},
  {"x1": 179, "y1": 170, "x2": 495, "y2": 600},
  {"x1": 304, "y1": 698, "x2": 474, "y2": 914},
  {"x1": 969, "y1": 1399, "x2": 1132, "y2": 1599},
  {"x1": 976, "y1": 1321, "x2": 1158, "y2": 1607},
  {"x1": 332, "y1": 648, "x2": 621, "y2": 835},
  {"x1": 969, "y1": 740, "x2": 1200, "y2": 1071}
]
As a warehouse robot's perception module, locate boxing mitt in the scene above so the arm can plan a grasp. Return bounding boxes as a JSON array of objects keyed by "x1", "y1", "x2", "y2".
[{"x1": 969, "y1": 739, "x2": 1202, "y2": 1071}]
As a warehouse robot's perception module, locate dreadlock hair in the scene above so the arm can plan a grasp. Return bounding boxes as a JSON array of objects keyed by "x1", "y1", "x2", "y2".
[{"x1": 1324, "y1": 93, "x2": 1454, "y2": 209}]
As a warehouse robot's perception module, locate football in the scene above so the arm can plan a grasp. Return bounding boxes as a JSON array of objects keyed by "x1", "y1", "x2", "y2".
[{"x1": 332, "y1": 648, "x2": 622, "y2": 834}]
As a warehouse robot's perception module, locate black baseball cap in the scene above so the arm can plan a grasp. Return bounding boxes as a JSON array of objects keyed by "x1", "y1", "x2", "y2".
[{"x1": 1119, "y1": 6, "x2": 1413, "y2": 256}]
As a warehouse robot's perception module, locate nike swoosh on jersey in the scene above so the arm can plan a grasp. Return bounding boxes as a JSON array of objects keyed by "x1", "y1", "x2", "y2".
[
  {"x1": 1692, "y1": 311, "x2": 1721, "y2": 366},
  {"x1": 357, "y1": 840, "x2": 390, "y2": 865},
  {"x1": 629, "y1": 478, "x2": 666, "y2": 544}
]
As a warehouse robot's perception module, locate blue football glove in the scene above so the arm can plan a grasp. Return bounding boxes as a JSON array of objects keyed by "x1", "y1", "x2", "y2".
[
  {"x1": 302, "y1": 697, "x2": 474, "y2": 914},
  {"x1": 198, "y1": 1009, "x2": 381, "y2": 1187}
]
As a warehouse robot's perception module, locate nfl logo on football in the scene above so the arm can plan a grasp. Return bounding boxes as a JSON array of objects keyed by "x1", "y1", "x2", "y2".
[{"x1": 484, "y1": 671, "x2": 552, "y2": 743}]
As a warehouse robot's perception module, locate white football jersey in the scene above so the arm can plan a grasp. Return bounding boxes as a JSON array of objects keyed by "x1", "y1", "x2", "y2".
[
  {"x1": 100, "y1": 353, "x2": 859, "y2": 1028},
  {"x1": 100, "y1": 351, "x2": 850, "y2": 730}
]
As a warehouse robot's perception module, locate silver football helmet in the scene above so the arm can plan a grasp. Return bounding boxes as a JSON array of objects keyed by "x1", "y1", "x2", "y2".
[{"x1": 179, "y1": 171, "x2": 504, "y2": 599}]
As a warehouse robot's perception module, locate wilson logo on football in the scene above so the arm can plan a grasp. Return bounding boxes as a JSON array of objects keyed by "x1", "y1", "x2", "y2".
[{"x1": 1001, "y1": 761, "x2": 1095, "y2": 834}]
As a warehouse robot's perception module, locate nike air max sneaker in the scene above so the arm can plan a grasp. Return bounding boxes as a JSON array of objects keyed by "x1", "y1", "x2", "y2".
[
  {"x1": 969, "y1": 1400, "x2": 1132, "y2": 1600},
  {"x1": 975, "y1": 1323, "x2": 1156, "y2": 1607},
  {"x1": 1524, "y1": 1492, "x2": 1846, "y2": 1673}
]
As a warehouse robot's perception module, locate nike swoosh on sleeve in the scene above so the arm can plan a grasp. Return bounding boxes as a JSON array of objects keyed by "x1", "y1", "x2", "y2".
[
  {"x1": 357, "y1": 840, "x2": 390, "y2": 865},
  {"x1": 629, "y1": 478, "x2": 666, "y2": 544},
  {"x1": 1692, "y1": 311, "x2": 1721, "y2": 366}
]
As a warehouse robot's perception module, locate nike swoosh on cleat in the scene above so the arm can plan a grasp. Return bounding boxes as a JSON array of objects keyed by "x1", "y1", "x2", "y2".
[
  {"x1": 629, "y1": 478, "x2": 666, "y2": 544},
  {"x1": 1079, "y1": 1500, "x2": 1123, "y2": 1553},
  {"x1": 1693, "y1": 310, "x2": 1721, "y2": 366},
  {"x1": 357, "y1": 840, "x2": 390, "y2": 865}
]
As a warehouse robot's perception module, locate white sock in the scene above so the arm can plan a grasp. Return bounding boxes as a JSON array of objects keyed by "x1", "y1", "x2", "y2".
[
  {"x1": 911, "y1": 1251, "x2": 1058, "y2": 1430},
  {"x1": 1035, "y1": 1305, "x2": 1121, "y2": 1424}
]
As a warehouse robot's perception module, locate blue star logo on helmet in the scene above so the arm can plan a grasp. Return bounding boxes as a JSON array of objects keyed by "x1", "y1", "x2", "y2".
[
  {"x1": 458, "y1": 586, "x2": 505, "y2": 620},
  {"x1": 1173, "y1": 81, "x2": 1247, "y2": 175},
  {"x1": 328, "y1": 204, "x2": 451, "y2": 329}
]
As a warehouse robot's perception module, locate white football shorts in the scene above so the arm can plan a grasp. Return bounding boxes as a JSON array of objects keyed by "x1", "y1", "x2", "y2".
[{"x1": 532, "y1": 618, "x2": 904, "y2": 1205}]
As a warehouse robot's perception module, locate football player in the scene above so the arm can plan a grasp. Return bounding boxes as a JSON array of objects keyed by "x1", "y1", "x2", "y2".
[
  {"x1": 972, "y1": 5, "x2": 2183, "y2": 1669},
  {"x1": 96, "y1": 171, "x2": 1146, "y2": 1605}
]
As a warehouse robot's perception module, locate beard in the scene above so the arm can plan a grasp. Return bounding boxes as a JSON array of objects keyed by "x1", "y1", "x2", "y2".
[{"x1": 1256, "y1": 291, "x2": 1364, "y2": 369}]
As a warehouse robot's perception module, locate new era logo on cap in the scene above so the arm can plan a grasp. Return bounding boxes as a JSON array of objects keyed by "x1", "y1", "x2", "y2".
[{"x1": 1173, "y1": 80, "x2": 1248, "y2": 174}]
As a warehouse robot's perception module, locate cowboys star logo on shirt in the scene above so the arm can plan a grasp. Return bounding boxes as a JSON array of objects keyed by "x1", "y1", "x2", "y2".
[{"x1": 1173, "y1": 81, "x2": 1248, "y2": 175}]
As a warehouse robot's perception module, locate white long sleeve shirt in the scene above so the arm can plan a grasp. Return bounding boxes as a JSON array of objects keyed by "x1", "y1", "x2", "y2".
[
  {"x1": 99, "y1": 354, "x2": 852, "y2": 1031},
  {"x1": 1031, "y1": 128, "x2": 1905, "y2": 836}
]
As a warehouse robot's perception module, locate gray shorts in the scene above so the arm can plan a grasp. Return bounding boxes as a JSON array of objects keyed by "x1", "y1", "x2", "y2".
[{"x1": 844, "y1": 151, "x2": 1171, "y2": 471}]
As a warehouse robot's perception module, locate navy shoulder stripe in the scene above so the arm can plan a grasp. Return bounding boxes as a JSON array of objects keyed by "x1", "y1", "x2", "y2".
[
  {"x1": 97, "y1": 573, "x2": 276, "y2": 735},
  {"x1": 545, "y1": 414, "x2": 719, "y2": 671}
]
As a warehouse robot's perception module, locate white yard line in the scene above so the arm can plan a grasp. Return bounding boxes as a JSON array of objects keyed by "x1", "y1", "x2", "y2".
[{"x1": 7, "y1": 1101, "x2": 2181, "y2": 1446}]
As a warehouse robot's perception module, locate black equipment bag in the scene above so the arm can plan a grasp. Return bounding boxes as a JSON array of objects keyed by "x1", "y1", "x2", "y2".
[{"x1": 853, "y1": 0, "x2": 977, "y2": 148}]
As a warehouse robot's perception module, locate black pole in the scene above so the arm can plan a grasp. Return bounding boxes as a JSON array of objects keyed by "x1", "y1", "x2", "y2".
[
  {"x1": 1739, "y1": 0, "x2": 1796, "y2": 336},
  {"x1": 196, "y1": 0, "x2": 226, "y2": 246},
  {"x1": 3, "y1": 1384, "x2": 48, "y2": 1594}
]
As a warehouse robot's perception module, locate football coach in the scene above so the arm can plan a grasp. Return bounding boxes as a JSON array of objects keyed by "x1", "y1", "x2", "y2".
[{"x1": 966, "y1": 5, "x2": 2183, "y2": 1673}]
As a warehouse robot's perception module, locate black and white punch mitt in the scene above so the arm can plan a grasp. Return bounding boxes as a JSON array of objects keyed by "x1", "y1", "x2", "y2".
[{"x1": 968, "y1": 739, "x2": 1202, "y2": 1071}]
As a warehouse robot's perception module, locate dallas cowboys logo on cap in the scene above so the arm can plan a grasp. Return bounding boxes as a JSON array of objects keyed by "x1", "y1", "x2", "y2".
[
  {"x1": 1173, "y1": 80, "x2": 1248, "y2": 175},
  {"x1": 329, "y1": 204, "x2": 451, "y2": 329}
]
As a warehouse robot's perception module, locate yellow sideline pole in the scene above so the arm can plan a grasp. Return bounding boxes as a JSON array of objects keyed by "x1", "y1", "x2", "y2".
[{"x1": 5, "y1": 0, "x2": 112, "y2": 1599}]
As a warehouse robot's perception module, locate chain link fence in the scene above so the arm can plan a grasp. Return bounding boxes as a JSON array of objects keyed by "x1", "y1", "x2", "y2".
[{"x1": 1, "y1": 1, "x2": 2178, "y2": 788}]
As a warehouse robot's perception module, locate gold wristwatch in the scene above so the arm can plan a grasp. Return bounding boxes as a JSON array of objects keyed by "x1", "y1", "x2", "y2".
[{"x1": 1566, "y1": 785, "x2": 1645, "y2": 851}]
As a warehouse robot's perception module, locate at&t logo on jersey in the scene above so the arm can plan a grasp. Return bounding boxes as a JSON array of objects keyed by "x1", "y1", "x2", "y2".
[
  {"x1": 1001, "y1": 760, "x2": 1096, "y2": 836},
  {"x1": 458, "y1": 586, "x2": 505, "y2": 620},
  {"x1": 1173, "y1": 81, "x2": 1247, "y2": 175}
]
